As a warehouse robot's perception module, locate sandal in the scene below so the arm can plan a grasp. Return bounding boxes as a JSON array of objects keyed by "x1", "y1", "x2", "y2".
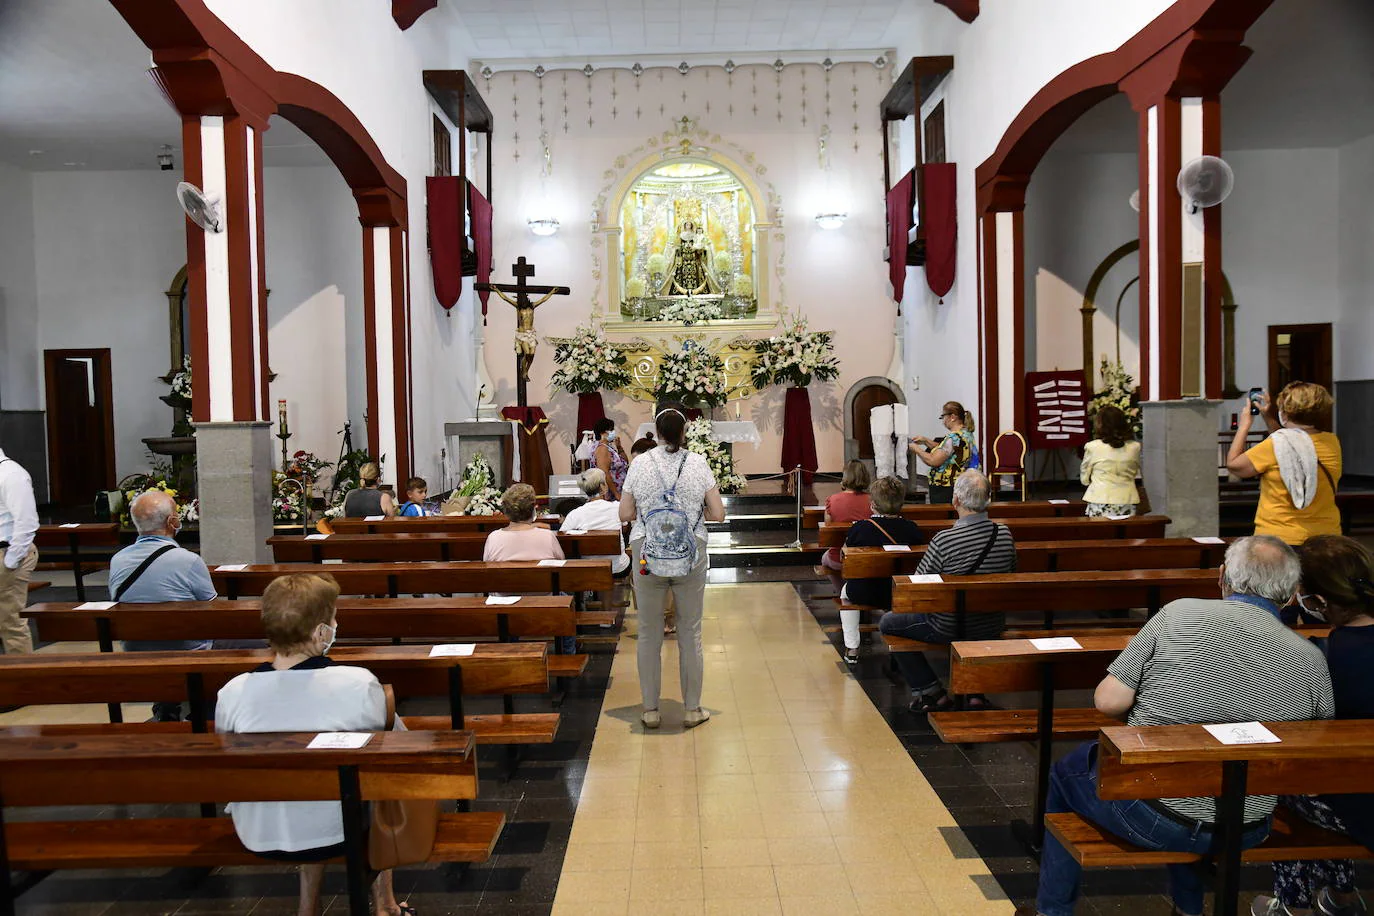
[
  {"x1": 907, "y1": 690, "x2": 952, "y2": 714},
  {"x1": 964, "y1": 694, "x2": 998, "y2": 711},
  {"x1": 843, "y1": 647, "x2": 860, "y2": 665},
  {"x1": 389, "y1": 904, "x2": 417, "y2": 916}
]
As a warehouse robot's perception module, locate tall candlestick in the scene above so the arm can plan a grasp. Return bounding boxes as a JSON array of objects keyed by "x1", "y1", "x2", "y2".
[{"x1": 277, "y1": 399, "x2": 288, "y2": 438}]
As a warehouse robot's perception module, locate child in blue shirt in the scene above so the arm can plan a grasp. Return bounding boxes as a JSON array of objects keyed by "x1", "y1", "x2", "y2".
[{"x1": 398, "y1": 477, "x2": 430, "y2": 517}]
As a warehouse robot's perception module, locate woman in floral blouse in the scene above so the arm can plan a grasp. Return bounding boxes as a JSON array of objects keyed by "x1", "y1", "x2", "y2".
[{"x1": 909, "y1": 401, "x2": 977, "y2": 504}]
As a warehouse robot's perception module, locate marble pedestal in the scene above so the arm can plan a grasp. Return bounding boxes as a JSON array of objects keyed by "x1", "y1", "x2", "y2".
[
  {"x1": 1141, "y1": 399, "x2": 1221, "y2": 538},
  {"x1": 194, "y1": 421, "x2": 274, "y2": 565}
]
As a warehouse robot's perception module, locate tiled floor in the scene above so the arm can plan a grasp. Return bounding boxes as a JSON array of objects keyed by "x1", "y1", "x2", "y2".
[{"x1": 551, "y1": 581, "x2": 1014, "y2": 916}]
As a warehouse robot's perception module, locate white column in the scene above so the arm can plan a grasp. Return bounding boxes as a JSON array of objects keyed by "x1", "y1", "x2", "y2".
[
  {"x1": 995, "y1": 211, "x2": 1016, "y2": 430},
  {"x1": 200, "y1": 116, "x2": 233, "y2": 421},
  {"x1": 1146, "y1": 104, "x2": 1162, "y2": 402},
  {"x1": 371, "y1": 226, "x2": 399, "y2": 473}
]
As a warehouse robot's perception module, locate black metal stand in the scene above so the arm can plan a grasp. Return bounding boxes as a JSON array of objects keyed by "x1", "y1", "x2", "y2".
[
  {"x1": 1212, "y1": 760, "x2": 1249, "y2": 916},
  {"x1": 337, "y1": 765, "x2": 371, "y2": 916}
]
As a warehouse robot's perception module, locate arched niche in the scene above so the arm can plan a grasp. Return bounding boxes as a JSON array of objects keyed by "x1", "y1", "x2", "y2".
[
  {"x1": 595, "y1": 133, "x2": 780, "y2": 333},
  {"x1": 842, "y1": 376, "x2": 906, "y2": 465}
]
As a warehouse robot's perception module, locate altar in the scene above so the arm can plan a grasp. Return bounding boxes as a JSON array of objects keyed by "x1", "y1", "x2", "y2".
[{"x1": 634, "y1": 419, "x2": 760, "y2": 449}]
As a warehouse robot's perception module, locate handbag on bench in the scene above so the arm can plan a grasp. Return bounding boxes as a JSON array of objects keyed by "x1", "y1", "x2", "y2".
[{"x1": 368, "y1": 685, "x2": 440, "y2": 870}]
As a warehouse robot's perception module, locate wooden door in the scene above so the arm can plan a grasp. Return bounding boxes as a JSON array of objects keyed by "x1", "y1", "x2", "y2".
[
  {"x1": 852, "y1": 385, "x2": 900, "y2": 459},
  {"x1": 44, "y1": 349, "x2": 116, "y2": 506},
  {"x1": 1268, "y1": 323, "x2": 1332, "y2": 395}
]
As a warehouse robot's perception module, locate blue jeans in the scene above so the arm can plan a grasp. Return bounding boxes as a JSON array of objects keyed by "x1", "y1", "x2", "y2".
[
  {"x1": 877, "y1": 612, "x2": 946, "y2": 694},
  {"x1": 1036, "y1": 741, "x2": 1271, "y2": 916}
]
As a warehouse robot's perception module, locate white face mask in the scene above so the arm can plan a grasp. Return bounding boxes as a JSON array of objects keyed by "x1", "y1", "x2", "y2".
[
  {"x1": 1278, "y1": 410, "x2": 1289, "y2": 427},
  {"x1": 318, "y1": 622, "x2": 337, "y2": 654}
]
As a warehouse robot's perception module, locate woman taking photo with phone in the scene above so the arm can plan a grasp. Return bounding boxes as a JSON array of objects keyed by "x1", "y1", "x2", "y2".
[{"x1": 1226, "y1": 381, "x2": 1342, "y2": 545}]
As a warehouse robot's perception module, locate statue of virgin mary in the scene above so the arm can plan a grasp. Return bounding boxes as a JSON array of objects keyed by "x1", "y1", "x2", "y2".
[{"x1": 657, "y1": 220, "x2": 721, "y2": 297}]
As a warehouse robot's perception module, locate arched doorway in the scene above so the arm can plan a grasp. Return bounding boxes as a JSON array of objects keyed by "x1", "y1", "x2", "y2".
[{"x1": 843, "y1": 376, "x2": 905, "y2": 465}]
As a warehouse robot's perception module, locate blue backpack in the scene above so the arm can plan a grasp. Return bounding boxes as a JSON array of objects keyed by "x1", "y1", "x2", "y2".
[{"x1": 640, "y1": 451, "x2": 700, "y2": 577}]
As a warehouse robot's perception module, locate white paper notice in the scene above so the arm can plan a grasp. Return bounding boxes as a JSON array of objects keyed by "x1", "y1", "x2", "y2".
[
  {"x1": 1192, "y1": 536, "x2": 1225, "y2": 544},
  {"x1": 59, "y1": 523, "x2": 81, "y2": 529},
  {"x1": 537, "y1": 559, "x2": 567, "y2": 567},
  {"x1": 216, "y1": 564, "x2": 247, "y2": 572},
  {"x1": 307, "y1": 732, "x2": 374, "y2": 750},
  {"x1": 805, "y1": 505, "x2": 824, "y2": 511},
  {"x1": 1030, "y1": 637, "x2": 1083, "y2": 651},
  {"x1": 1203, "y1": 722, "x2": 1281, "y2": 745},
  {"x1": 1105, "y1": 513, "x2": 1134, "y2": 520},
  {"x1": 364, "y1": 515, "x2": 385, "y2": 521},
  {"x1": 561, "y1": 529, "x2": 586, "y2": 535},
  {"x1": 485, "y1": 596, "x2": 521, "y2": 605},
  {"x1": 76, "y1": 601, "x2": 118, "y2": 611},
  {"x1": 882, "y1": 545, "x2": 912, "y2": 552},
  {"x1": 429, "y1": 643, "x2": 476, "y2": 657},
  {"x1": 306, "y1": 533, "x2": 330, "y2": 540},
  {"x1": 908, "y1": 574, "x2": 944, "y2": 584},
  {"x1": 1047, "y1": 499, "x2": 1070, "y2": 505}
]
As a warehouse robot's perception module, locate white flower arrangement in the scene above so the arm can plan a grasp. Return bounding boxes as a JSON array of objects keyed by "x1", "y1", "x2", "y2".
[
  {"x1": 731, "y1": 276, "x2": 753, "y2": 297},
  {"x1": 647, "y1": 253, "x2": 669, "y2": 276},
  {"x1": 751, "y1": 315, "x2": 841, "y2": 389},
  {"x1": 652, "y1": 298, "x2": 723, "y2": 324},
  {"x1": 550, "y1": 323, "x2": 633, "y2": 395},
  {"x1": 713, "y1": 251, "x2": 733, "y2": 274},
  {"x1": 170, "y1": 356, "x2": 192, "y2": 400},
  {"x1": 1088, "y1": 357, "x2": 1143, "y2": 437},
  {"x1": 454, "y1": 454, "x2": 502, "y2": 516},
  {"x1": 654, "y1": 343, "x2": 728, "y2": 408},
  {"x1": 179, "y1": 498, "x2": 200, "y2": 523},
  {"x1": 625, "y1": 277, "x2": 646, "y2": 299},
  {"x1": 686, "y1": 418, "x2": 747, "y2": 494}
]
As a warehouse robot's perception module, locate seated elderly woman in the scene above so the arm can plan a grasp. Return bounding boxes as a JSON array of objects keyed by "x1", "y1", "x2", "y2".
[
  {"x1": 216, "y1": 573, "x2": 409, "y2": 916},
  {"x1": 560, "y1": 468, "x2": 630, "y2": 577},
  {"x1": 483, "y1": 484, "x2": 570, "y2": 652}
]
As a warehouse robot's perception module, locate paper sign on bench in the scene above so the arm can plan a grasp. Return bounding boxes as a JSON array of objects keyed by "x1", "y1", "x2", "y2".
[
  {"x1": 1030, "y1": 637, "x2": 1082, "y2": 651},
  {"x1": 1192, "y1": 536, "x2": 1225, "y2": 544},
  {"x1": 59, "y1": 523, "x2": 82, "y2": 529},
  {"x1": 485, "y1": 596, "x2": 520, "y2": 605},
  {"x1": 561, "y1": 528, "x2": 586, "y2": 535},
  {"x1": 216, "y1": 564, "x2": 247, "y2": 572},
  {"x1": 908, "y1": 574, "x2": 944, "y2": 584},
  {"x1": 364, "y1": 515, "x2": 385, "y2": 521},
  {"x1": 307, "y1": 732, "x2": 374, "y2": 749},
  {"x1": 1203, "y1": 722, "x2": 1281, "y2": 745},
  {"x1": 1047, "y1": 499, "x2": 1070, "y2": 505},
  {"x1": 805, "y1": 505, "x2": 824, "y2": 511},
  {"x1": 306, "y1": 533, "x2": 330, "y2": 540},
  {"x1": 429, "y1": 643, "x2": 476, "y2": 657},
  {"x1": 537, "y1": 559, "x2": 566, "y2": 567},
  {"x1": 882, "y1": 545, "x2": 912, "y2": 552},
  {"x1": 76, "y1": 601, "x2": 118, "y2": 611}
]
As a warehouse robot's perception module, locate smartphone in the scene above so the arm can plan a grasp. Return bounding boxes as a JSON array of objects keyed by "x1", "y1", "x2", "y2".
[{"x1": 1247, "y1": 387, "x2": 1263, "y2": 416}]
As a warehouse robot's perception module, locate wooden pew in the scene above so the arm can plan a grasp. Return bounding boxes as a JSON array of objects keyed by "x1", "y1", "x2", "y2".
[
  {"x1": 329, "y1": 515, "x2": 561, "y2": 534},
  {"x1": 268, "y1": 530, "x2": 620, "y2": 563},
  {"x1": 802, "y1": 499, "x2": 1087, "y2": 528},
  {"x1": 1050, "y1": 720, "x2": 1374, "y2": 916},
  {"x1": 0, "y1": 729, "x2": 502, "y2": 916},
  {"x1": 25, "y1": 581, "x2": 49, "y2": 594},
  {"x1": 842, "y1": 537, "x2": 1227, "y2": 579},
  {"x1": 209, "y1": 560, "x2": 612, "y2": 600},
  {"x1": 33, "y1": 522, "x2": 120, "y2": 601},
  {"x1": 816, "y1": 514, "x2": 1170, "y2": 548},
  {"x1": 0, "y1": 644, "x2": 554, "y2": 743},
  {"x1": 1338, "y1": 491, "x2": 1374, "y2": 534}
]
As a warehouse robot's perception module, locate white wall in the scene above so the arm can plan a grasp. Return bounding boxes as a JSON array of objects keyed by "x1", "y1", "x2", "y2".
[
  {"x1": 1338, "y1": 132, "x2": 1374, "y2": 380},
  {"x1": 0, "y1": 161, "x2": 39, "y2": 411}
]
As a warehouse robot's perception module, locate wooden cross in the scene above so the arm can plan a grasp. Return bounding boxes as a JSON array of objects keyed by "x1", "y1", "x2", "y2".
[{"x1": 475, "y1": 256, "x2": 571, "y2": 407}]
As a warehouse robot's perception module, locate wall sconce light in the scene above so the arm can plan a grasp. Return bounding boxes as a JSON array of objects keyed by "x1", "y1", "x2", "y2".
[
  {"x1": 527, "y1": 218, "x2": 560, "y2": 236},
  {"x1": 814, "y1": 213, "x2": 847, "y2": 230}
]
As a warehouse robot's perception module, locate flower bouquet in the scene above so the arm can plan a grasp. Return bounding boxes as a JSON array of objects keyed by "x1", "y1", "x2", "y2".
[
  {"x1": 550, "y1": 323, "x2": 633, "y2": 395},
  {"x1": 652, "y1": 298, "x2": 723, "y2": 324},
  {"x1": 686, "y1": 418, "x2": 747, "y2": 494},
  {"x1": 750, "y1": 315, "x2": 840, "y2": 389},
  {"x1": 285, "y1": 450, "x2": 331, "y2": 482},
  {"x1": 116, "y1": 470, "x2": 180, "y2": 528},
  {"x1": 1089, "y1": 357, "x2": 1143, "y2": 438},
  {"x1": 654, "y1": 343, "x2": 728, "y2": 408},
  {"x1": 272, "y1": 472, "x2": 305, "y2": 524},
  {"x1": 443, "y1": 454, "x2": 502, "y2": 516},
  {"x1": 170, "y1": 357, "x2": 192, "y2": 402}
]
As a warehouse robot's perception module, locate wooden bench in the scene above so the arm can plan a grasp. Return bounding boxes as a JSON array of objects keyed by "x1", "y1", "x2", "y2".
[
  {"x1": 209, "y1": 560, "x2": 613, "y2": 600},
  {"x1": 841, "y1": 537, "x2": 1228, "y2": 579},
  {"x1": 268, "y1": 530, "x2": 621, "y2": 563},
  {"x1": 24, "y1": 581, "x2": 49, "y2": 594},
  {"x1": 802, "y1": 499, "x2": 1087, "y2": 528},
  {"x1": 33, "y1": 523, "x2": 120, "y2": 601},
  {"x1": 328, "y1": 514, "x2": 561, "y2": 534},
  {"x1": 816, "y1": 514, "x2": 1170, "y2": 548},
  {"x1": 0, "y1": 729, "x2": 501, "y2": 916},
  {"x1": 1338, "y1": 491, "x2": 1374, "y2": 535},
  {"x1": 0, "y1": 644, "x2": 556, "y2": 743},
  {"x1": 1049, "y1": 720, "x2": 1374, "y2": 916}
]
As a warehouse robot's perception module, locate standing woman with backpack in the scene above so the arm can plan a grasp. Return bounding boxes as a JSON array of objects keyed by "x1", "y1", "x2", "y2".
[
  {"x1": 909, "y1": 400, "x2": 978, "y2": 504},
  {"x1": 619, "y1": 406, "x2": 727, "y2": 729}
]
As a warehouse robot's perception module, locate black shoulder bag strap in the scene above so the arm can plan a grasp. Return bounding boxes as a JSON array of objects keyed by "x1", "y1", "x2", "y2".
[
  {"x1": 1319, "y1": 462, "x2": 1338, "y2": 496},
  {"x1": 962, "y1": 523, "x2": 1003, "y2": 575},
  {"x1": 865, "y1": 517, "x2": 900, "y2": 546},
  {"x1": 113, "y1": 544, "x2": 178, "y2": 601}
]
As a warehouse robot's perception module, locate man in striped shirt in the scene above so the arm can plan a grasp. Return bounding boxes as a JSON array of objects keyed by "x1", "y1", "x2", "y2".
[
  {"x1": 878, "y1": 469, "x2": 1017, "y2": 713},
  {"x1": 1031, "y1": 536, "x2": 1334, "y2": 916}
]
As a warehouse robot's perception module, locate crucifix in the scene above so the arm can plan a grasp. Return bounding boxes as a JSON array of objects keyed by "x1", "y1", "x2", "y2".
[{"x1": 475, "y1": 256, "x2": 570, "y2": 407}]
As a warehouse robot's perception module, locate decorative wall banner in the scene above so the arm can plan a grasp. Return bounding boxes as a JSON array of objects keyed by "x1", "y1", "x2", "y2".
[
  {"x1": 1025, "y1": 370, "x2": 1090, "y2": 448},
  {"x1": 923, "y1": 163, "x2": 957, "y2": 298},
  {"x1": 886, "y1": 170, "x2": 914, "y2": 302},
  {"x1": 426, "y1": 177, "x2": 464, "y2": 311}
]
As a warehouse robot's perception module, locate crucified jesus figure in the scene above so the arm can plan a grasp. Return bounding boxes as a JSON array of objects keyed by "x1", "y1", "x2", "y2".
[{"x1": 475, "y1": 256, "x2": 571, "y2": 407}]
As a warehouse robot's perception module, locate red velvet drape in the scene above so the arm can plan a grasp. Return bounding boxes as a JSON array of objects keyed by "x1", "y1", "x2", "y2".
[
  {"x1": 426, "y1": 176, "x2": 463, "y2": 310},
  {"x1": 576, "y1": 392, "x2": 606, "y2": 437},
  {"x1": 886, "y1": 169, "x2": 915, "y2": 303},
  {"x1": 501, "y1": 405, "x2": 553, "y2": 487},
  {"x1": 781, "y1": 386, "x2": 818, "y2": 484},
  {"x1": 923, "y1": 163, "x2": 957, "y2": 298},
  {"x1": 468, "y1": 182, "x2": 493, "y2": 317}
]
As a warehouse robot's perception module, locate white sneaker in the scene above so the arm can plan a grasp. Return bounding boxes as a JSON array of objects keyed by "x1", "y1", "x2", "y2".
[
  {"x1": 641, "y1": 709, "x2": 661, "y2": 729},
  {"x1": 684, "y1": 708, "x2": 711, "y2": 729},
  {"x1": 1318, "y1": 888, "x2": 1367, "y2": 916},
  {"x1": 1250, "y1": 896, "x2": 1301, "y2": 916}
]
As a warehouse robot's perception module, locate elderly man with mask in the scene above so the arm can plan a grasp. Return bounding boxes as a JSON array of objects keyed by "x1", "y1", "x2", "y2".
[
  {"x1": 107, "y1": 490, "x2": 217, "y2": 721},
  {"x1": 1026, "y1": 536, "x2": 1336, "y2": 916}
]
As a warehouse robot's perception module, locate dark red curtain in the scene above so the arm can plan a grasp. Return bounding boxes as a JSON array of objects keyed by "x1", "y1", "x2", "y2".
[
  {"x1": 923, "y1": 163, "x2": 957, "y2": 298},
  {"x1": 781, "y1": 387, "x2": 819, "y2": 484},
  {"x1": 576, "y1": 392, "x2": 606, "y2": 437},
  {"x1": 426, "y1": 176, "x2": 463, "y2": 311},
  {"x1": 886, "y1": 169, "x2": 915, "y2": 303},
  {"x1": 469, "y1": 182, "x2": 493, "y2": 317},
  {"x1": 501, "y1": 406, "x2": 553, "y2": 487}
]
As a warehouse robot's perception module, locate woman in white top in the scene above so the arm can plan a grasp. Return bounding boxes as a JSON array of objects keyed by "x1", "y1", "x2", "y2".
[
  {"x1": 619, "y1": 406, "x2": 726, "y2": 730},
  {"x1": 216, "y1": 573, "x2": 408, "y2": 916},
  {"x1": 1079, "y1": 404, "x2": 1142, "y2": 517},
  {"x1": 560, "y1": 468, "x2": 630, "y2": 577}
]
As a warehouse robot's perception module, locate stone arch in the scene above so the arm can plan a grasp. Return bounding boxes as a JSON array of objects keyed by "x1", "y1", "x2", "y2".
[{"x1": 842, "y1": 376, "x2": 906, "y2": 467}]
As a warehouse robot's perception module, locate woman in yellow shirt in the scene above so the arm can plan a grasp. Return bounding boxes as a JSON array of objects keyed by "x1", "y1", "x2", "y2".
[
  {"x1": 1080, "y1": 405, "x2": 1141, "y2": 516},
  {"x1": 1226, "y1": 381, "x2": 1342, "y2": 545}
]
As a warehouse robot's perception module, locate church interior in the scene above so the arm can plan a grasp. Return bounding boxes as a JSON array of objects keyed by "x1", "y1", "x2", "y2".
[{"x1": 2, "y1": 0, "x2": 1374, "y2": 914}]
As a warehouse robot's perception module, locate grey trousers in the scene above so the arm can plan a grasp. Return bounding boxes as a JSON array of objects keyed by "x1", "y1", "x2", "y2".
[{"x1": 631, "y1": 539, "x2": 707, "y2": 712}]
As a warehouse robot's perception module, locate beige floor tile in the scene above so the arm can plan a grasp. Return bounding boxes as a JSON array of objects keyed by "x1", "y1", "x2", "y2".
[
  {"x1": 705, "y1": 898, "x2": 782, "y2": 915},
  {"x1": 830, "y1": 831, "x2": 907, "y2": 865},
  {"x1": 771, "y1": 863, "x2": 852, "y2": 898},
  {"x1": 628, "y1": 866, "x2": 706, "y2": 902},
  {"x1": 747, "y1": 753, "x2": 810, "y2": 774},
  {"x1": 700, "y1": 865, "x2": 777, "y2": 900},
  {"x1": 552, "y1": 869, "x2": 633, "y2": 904},
  {"x1": 780, "y1": 894, "x2": 860, "y2": 916},
  {"x1": 569, "y1": 815, "x2": 637, "y2": 845},
  {"x1": 699, "y1": 810, "x2": 768, "y2": 840},
  {"x1": 634, "y1": 791, "x2": 699, "y2": 819},
  {"x1": 697, "y1": 792, "x2": 762, "y2": 820},
  {"x1": 634, "y1": 814, "x2": 701, "y2": 844},
  {"x1": 844, "y1": 861, "x2": 929, "y2": 896},
  {"x1": 761, "y1": 809, "x2": 833, "y2": 839},
  {"x1": 699, "y1": 837, "x2": 774, "y2": 868},
  {"x1": 627, "y1": 899, "x2": 705, "y2": 916},
  {"x1": 575, "y1": 791, "x2": 639, "y2": 819},
  {"x1": 857, "y1": 892, "x2": 936, "y2": 915},
  {"x1": 634, "y1": 839, "x2": 703, "y2": 870},
  {"x1": 697, "y1": 772, "x2": 757, "y2": 795},
  {"x1": 561, "y1": 840, "x2": 635, "y2": 872},
  {"x1": 766, "y1": 835, "x2": 841, "y2": 866}
]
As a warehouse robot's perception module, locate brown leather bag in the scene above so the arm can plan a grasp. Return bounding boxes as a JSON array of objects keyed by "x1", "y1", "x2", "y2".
[{"x1": 368, "y1": 685, "x2": 440, "y2": 870}]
